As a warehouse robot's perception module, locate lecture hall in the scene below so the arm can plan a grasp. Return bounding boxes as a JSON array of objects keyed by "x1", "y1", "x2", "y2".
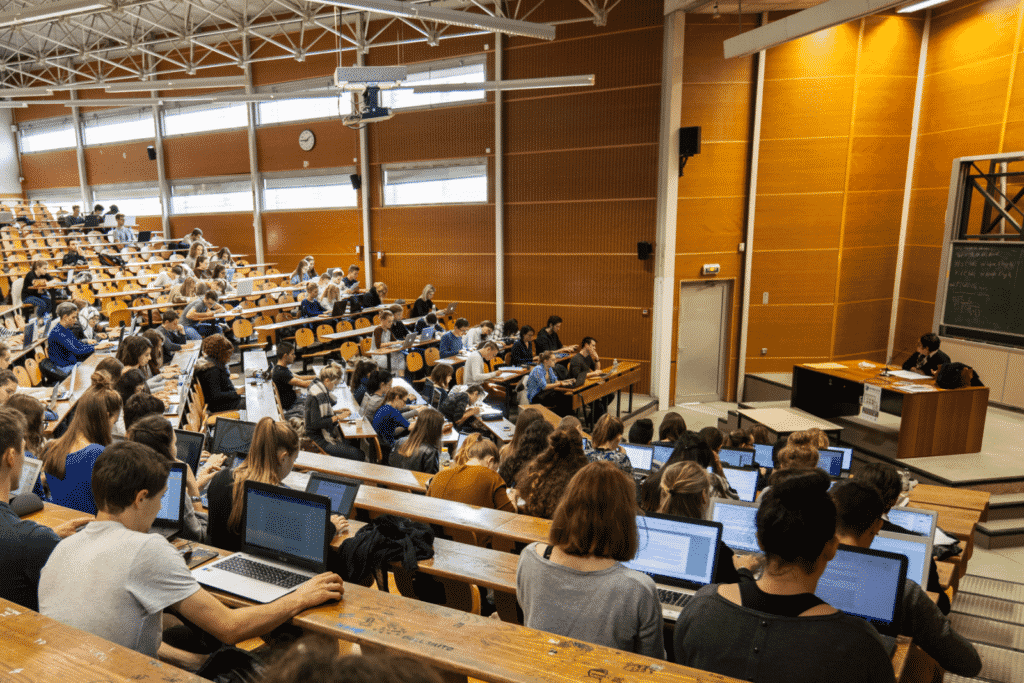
[{"x1": 0, "y1": 0, "x2": 1022, "y2": 681}]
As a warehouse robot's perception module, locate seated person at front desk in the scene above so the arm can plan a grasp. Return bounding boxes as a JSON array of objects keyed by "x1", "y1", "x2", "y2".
[
  {"x1": 535, "y1": 315, "x2": 576, "y2": 355},
  {"x1": 439, "y1": 318, "x2": 469, "y2": 358},
  {"x1": 511, "y1": 325, "x2": 537, "y2": 366},
  {"x1": 48, "y1": 302, "x2": 108, "y2": 373},
  {"x1": 901, "y1": 332, "x2": 950, "y2": 377}
]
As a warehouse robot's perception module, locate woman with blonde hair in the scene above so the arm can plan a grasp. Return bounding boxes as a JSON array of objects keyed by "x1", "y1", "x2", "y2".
[
  {"x1": 390, "y1": 407, "x2": 444, "y2": 474},
  {"x1": 411, "y1": 284, "x2": 436, "y2": 318},
  {"x1": 304, "y1": 364, "x2": 360, "y2": 461},
  {"x1": 207, "y1": 417, "x2": 347, "y2": 551},
  {"x1": 428, "y1": 434, "x2": 515, "y2": 512},
  {"x1": 169, "y1": 275, "x2": 197, "y2": 304}
]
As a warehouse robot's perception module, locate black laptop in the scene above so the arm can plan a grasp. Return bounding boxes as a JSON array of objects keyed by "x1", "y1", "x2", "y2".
[
  {"x1": 150, "y1": 462, "x2": 187, "y2": 539},
  {"x1": 175, "y1": 429, "x2": 206, "y2": 474},
  {"x1": 304, "y1": 472, "x2": 361, "y2": 517},
  {"x1": 210, "y1": 417, "x2": 258, "y2": 466}
]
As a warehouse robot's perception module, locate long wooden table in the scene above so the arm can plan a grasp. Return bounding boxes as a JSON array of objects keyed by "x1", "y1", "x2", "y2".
[{"x1": 791, "y1": 360, "x2": 989, "y2": 459}]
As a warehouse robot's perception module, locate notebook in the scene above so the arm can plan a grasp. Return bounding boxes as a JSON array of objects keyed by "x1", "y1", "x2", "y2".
[
  {"x1": 651, "y1": 444, "x2": 673, "y2": 468},
  {"x1": 192, "y1": 481, "x2": 331, "y2": 604},
  {"x1": 817, "y1": 545, "x2": 908, "y2": 637},
  {"x1": 305, "y1": 472, "x2": 361, "y2": 517},
  {"x1": 175, "y1": 429, "x2": 206, "y2": 474},
  {"x1": 12, "y1": 457, "x2": 43, "y2": 497},
  {"x1": 871, "y1": 529, "x2": 932, "y2": 586},
  {"x1": 210, "y1": 417, "x2": 258, "y2": 457},
  {"x1": 150, "y1": 463, "x2": 186, "y2": 539},
  {"x1": 886, "y1": 507, "x2": 938, "y2": 541},
  {"x1": 720, "y1": 465, "x2": 761, "y2": 503},
  {"x1": 753, "y1": 443, "x2": 775, "y2": 469},
  {"x1": 624, "y1": 513, "x2": 723, "y2": 621},
  {"x1": 718, "y1": 448, "x2": 754, "y2": 468},
  {"x1": 817, "y1": 450, "x2": 844, "y2": 477},
  {"x1": 620, "y1": 443, "x2": 654, "y2": 473},
  {"x1": 710, "y1": 498, "x2": 761, "y2": 554},
  {"x1": 823, "y1": 446, "x2": 853, "y2": 472}
]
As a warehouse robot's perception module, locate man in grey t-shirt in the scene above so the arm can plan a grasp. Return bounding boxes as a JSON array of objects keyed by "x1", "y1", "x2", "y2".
[{"x1": 40, "y1": 442, "x2": 344, "y2": 671}]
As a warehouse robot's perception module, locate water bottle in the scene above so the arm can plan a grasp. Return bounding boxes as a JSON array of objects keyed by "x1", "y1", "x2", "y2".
[{"x1": 612, "y1": 358, "x2": 619, "y2": 372}]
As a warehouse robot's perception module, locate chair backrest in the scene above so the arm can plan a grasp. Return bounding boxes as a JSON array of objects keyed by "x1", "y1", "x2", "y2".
[
  {"x1": 455, "y1": 366, "x2": 464, "y2": 385},
  {"x1": 11, "y1": 277, "x2": 23, "y2": 307},
  {"x1": 316, "y1": 324, "x2": 334, "y2": 343},
  {"x1": 407, "y1": 351, "x2": 423, "y2": 373},
  {"x1": 424, "y1": 347, "x2": 440, "y2": 367},
  {"x1": 355, "y1": 317, "x2": 371, "y2": 330},
  {"x1": 295, "y1": 327, "x2": 315, "y2": 349},
  {"x1": 360, "y1": 337, "x2": 372, "y2": 355},
  {"x1": 336, "y1": 319, "x2": 353, "y2": 333},
  {"x1": 254, "y1": 316, "x2": 274, "y2": 345},
  {"x1": 108, "y1": 308, "x2": 131, "y2": 329},
  {"x1": 372, "y1": 314, "x2": 381, "y2": 326},
  {"x1": 340, "y1": 341, "x2": 359, "y2": 362},
  {"x1": 13, "y1": 365, "x2": 30, "y2": 387},
  {"x1": 232, "y1": 318, "x2": 253, "y2": 339},
  {"x1": 24, "y1": 357, "x2": 41, "y2": 386}
]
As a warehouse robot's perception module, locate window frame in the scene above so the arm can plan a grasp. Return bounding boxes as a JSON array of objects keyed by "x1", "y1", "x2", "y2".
[
  {"x1": 17, "y1": 116, "x2": 77, "y2": 154},
  {"x1": 381, "y1": 158, "x2": 489, "y2": 207},
  {"x1": 91, "y1": 181, "x2": 163, "y2": 217},
  {"x1": 262, "y1": 167, "x2": 359, "y2": 212},
  {"x1": 161, "y1": 96, "x2": 249, "y2": 137},
  {"x1": 381, "y1": 55, "x2": 488, "y2": 114},
  {"x1": 255, "y1": 77, "x2": 353, "y2": 127},
  {"x1": 170, "y1": 175, "x2": 254, "y2": 215},
  {"x1": 81, "y1": 106, "x2": 155, "y2": 147}
]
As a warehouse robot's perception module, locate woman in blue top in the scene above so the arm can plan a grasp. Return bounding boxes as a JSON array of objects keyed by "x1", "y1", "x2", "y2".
[
  {"x1": 299, "y1": 281, "x2": 327, "y2": 320},
  {"x1": 421, "y1": 364, "x2": 453, "y2": 408},
  {"x1": 371, "y1": 386, "x2": 415, "y2": 455},
  {"x1": 40, "y1": 375, "x2": 122, "y2": 514},
  {"x1": 525, "y1": 351, "x2": 573, "y2": 416},
  {"x1": 289, "y1": 258, "x2": 314, "y2": 287}
]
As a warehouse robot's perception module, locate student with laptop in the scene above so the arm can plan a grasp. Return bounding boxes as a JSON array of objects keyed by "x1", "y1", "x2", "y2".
[
  {"x1": 516, "y1": 427, "x2": 590, "y2": 519},
  {"x1": 428, "y1": 434, "x2": 515, "y2": 512},
  {"x1": 272, "y1": 342, "x2": 315, "y2": 414},
  {"x1": 673, "y1": 470, "x2": 897, "y2": 683},
  {"x1": 525, "y1": 350, "x2": 574, "y2": 416},
  {"x1": 194, "y1": 334, "x2": 243, "y2": 414},
  {"x1": 510, "y1": 325, "x2": 537, "y2": 366},
  {"x1": 830, "y1": 480, "x2": 981, "y2": 676},
  {"x1": 208, "y1": 417, "x2": 348, "y2": 552},
  {"x1": 517, "y1": 461, "x2": 664, "y2": 658},
  {"x1": 439, "y1": 318, "x2": 469, "y2": 358},
  {"x1": 638, "y1": 434, "x2": 735, "y2": 512},
  {"x1": 389, "y1": 408, "x2": 445, "y2": 475},
  {"x1": 40, "y1": 441, "x2": 344, "y2": 671},
  {"x1": 534, "y1": 315, "x2": 574, "y2": 355},
  {"x1": 0, "y1": 407, "x2": 91, "y2": 611},
  {"x1": 583, "y1": 414, "x2": 633, "y2": 476}
]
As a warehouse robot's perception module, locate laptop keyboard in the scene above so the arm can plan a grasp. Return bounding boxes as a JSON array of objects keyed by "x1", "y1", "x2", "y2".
[
  {"x1": 657, "y1": 588, "x2": 693, "y2": 608},
  {"x1": 218, "y1": 556, "x2": 308, "y2": 589}
]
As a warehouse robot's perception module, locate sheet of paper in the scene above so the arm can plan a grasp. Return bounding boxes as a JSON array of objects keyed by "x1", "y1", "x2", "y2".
[
  {"x1": 886, "y1": 369, "x2": 929, "y2": 381},
  {"x1": 805, "y1": 362, "x2": 848, "y2": 370}
]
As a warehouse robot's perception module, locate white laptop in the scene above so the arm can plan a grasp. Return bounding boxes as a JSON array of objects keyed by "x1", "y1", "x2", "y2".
[
  {"x1": 620, "y1": 443, "x2": 654, "y2": 473},
  {"x1": 624, "y1": 513, "x2": 723, "y2": 621},
  {"x1": 192, "y1": 481, "x2": 331, "y2": 603},
  {"x1": 235, "y1": 278, "x2": 255, "y2": 296},
  {"x1": 12, "y1": 457, "x2": 43, "y2": 497},
  {"x1": 871, "y1": 529, "x2": 933, "y2": 586},
  {"x1": 886, "y1": 506, "x2": 938, "y2": 541},
  {"x1": 710, "y1": 498, "x2": 761, "y2": 554}
]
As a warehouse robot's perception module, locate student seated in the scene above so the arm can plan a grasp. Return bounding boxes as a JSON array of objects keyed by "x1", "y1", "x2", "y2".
[
  {"x1": 349, "y1": 359, "x2": 377, "y2": 406},
  {"x1": 414, "y1": 312, "x2": 445, "y2": 338},
  {"x1": 300, "y1": 281, "x2": 326, "y2": 318},
  {"x1": 627, "y1": 418, "x2": 654, "y2": 446},
  {"x1": 535, "y1": 315, "x2": 573, "y2": 354},
  {"x1": 304, "y1": 365, "x2": 362, "y2": 461},
  {"x1": 498, "y1": 419, "x2": 553, "y2": 490},
  {"x1": 653, "y1": 412, "x2": 687, "y2": 447},
  {"x1": 181, "y1": 290, "x2": 227, "y2": 338},
  {"x1": 439, "y1": 384, "x2": 490, "y2": 438},
  {"x1": 510, "y1": 325, "x2": 536, "y2": 366},
  {"x1": 673, "y1": 469, "x2": 896, "y2": 683},
  {"x1": 194, "y1": 334, "x2": 242, "y2": 414},
  {"x1": 516, "y1": 427, "x2": 589, "y2": 519},
  {"x1": 0, "y1": 407, "x2": 90, "y2": 611},
  {"x1": 830, "y1": 480, "x2": 981, "y2": 677},
  {"x1": 525, "y1": 350, "x2": 574, "y2": 417},
  {"x1": 902, "y1": 332, "x2": 950, "y2": 377},
  {"x1": 411, "y1": 284, "x2": 436, "y2": 318},
  {"x1": 516, "y1": 461, "x2": 664, "y2": 658},
  {"x1": 428, "y1": 434, "x2": 514, "y2": 511},
  {"x1": 371, "y1": 386, "x2": 416, "y2": 455},
  {"x1": 48, "y1": 302, "x2": 105, "y2": 373},
  {"x1": 340, "y1": 264, "x2": 361, "y2": 295},
  {"x1": 361, "y1": 281, "x2": 387, "y2": 310},
  {"x1": 369, "y1": 310, "x2": 405, "y2": 375},
  {"x1": 464, "y1": 320, "x2": 494, "y2": 351},
  {"x1": 41, "y1": 380, "x2": 122, "y2": 514},
  {"x1": 639, "y1": 433, "x2": 734, "y2": 511},
  {"x1": 421, "y1": 364, "x2": 453, "y2": 408},
  {"x1": 584, "y1": 414, "x2": 633, "y2": 476},
  {"x1": 272, "y1": 341, "x2": 314, "y2": 415},
  {"x1": 40, "y1": 440, "x2": 345, "y2": 671},
  {"x1": 0, "y1": 370, "x2": 16, "y2": 404},
  {"x1": 438, "y1": 318, "x2": 469, "y2": 358},
  {"x1": 389, "y1": 407, "x2": 445, "y2": 474}
]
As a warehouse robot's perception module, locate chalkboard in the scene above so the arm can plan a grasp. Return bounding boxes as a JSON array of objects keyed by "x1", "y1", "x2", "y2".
[{"x1": 942, "y1": 242, "x2": 1024, "y2": 343}]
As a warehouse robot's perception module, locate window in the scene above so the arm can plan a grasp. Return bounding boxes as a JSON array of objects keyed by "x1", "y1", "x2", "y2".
[
  {"x1": 382, "y1": 58, "x2": 486, "y2": 112},
  {"x1": 263, "y1": 171, "x2": 358, "y2": 211},
  {"x1": 171, "y1": 178, "x2": 253, "y2": 214},
  {"x1": 382, "y1": 160, "x2": 487, "y2": 206},
  {"x1": 163, "y1": 100, "x2": 247, "y2": 137},
  {"x1": 83, "y1": 108, "x2": 155, "y2": 146},
  {"x1": 257, "y1": 78, "x2": 352, "y2": 125},
  {"x1": 93, "y1": 184, "x2": 162, "y2": 217},
  {"x1": 19, "y1": 117, "x2": 76, "y2": 153},
  {"x1": 27, "y1": 189, "x2": 81, "y2": 216}
]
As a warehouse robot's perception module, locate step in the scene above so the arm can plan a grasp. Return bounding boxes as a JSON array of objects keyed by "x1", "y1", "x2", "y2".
[
  {"x1": 954, "y1": 593, "x2": 1024, "y2": 626},
  {"x1": 737, "y1": 400, "x2": 791, "y2": 410},
  {"x1": 951, "y1": 613, "x2": 1024, "y2": 652},
  {"x1": 977, "y1": 519, "x2": 1024, "y2": 550},
  {"x1": 960, "y1": 575, "x2": 1024, "y2": 604},
  {"x1": 990, "y1": 493, "x2": 1024, "y2": 522},
  {"x1": 973, "y1": 642, "x2": 1024, "y2": 683}
]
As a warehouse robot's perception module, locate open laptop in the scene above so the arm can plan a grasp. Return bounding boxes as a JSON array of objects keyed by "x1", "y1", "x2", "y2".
[
  {"x1": 651, "y1": 444, "x2": 673, "y2": 469},
  {"x1": 871, "y1": 529, "x2": 933, "y2": 586},
  {"x1": 210, "y1": 417, "x2": 258, "y2": 464},
  {"x1": 720, "y1": 465, "x2": 761, "y2": 503},
  {"x1": 305, "y1": 472, "x2": 361, "y2": 517},
  {"x1": 886, "y1": 506, "x2": 938, "y2": 541},
  {"x1": 624, "y1": 513, "x2": 723, "y2": 621},
  {"x1": 175, "y1": 429, "x2": 206, "y2": 474},
  {"x1": 817, "y1": 450, "x2": 844, "y2": 477},
  {"x1": 12, "y1": 457, "x2": 43, "y2": 497},
  {"x1": 192, "y1": 481, "x2": 331, "y2": 603},
  {"x1": 718, "y1": 448, "x2": 754, "y2": 468},
  {"x1": 817, "y1": 545, "x2": 908, "y2": 638},
  {"x1": 753, "y1": 443, "x2": 775, "y2": 469},
  {"x1": 710, "y1": 498, "x2": 761, "y2": 554},
  {"x1": 150, "y1": 462, "x2": 186, "y2": 539},
  {"x1": 823, "y1": 446, "x2": 853, "y2": 473},
  {"x1": 621, "y1": 443, "x2": 654, "y2": 474}
]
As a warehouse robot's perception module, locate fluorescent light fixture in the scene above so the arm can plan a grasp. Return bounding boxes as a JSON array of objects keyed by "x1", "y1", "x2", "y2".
[
  {"x1": 0, "y1": 102, "x2": 28, "y2": 108},
  {"x1": 0, "y1": 0, "x2": 107, "y2": 29},
  {"x1": 897, "y1": 0, "x2": 951, "y2": 12},
  {"x1": 310, "y1": 0, "x2": 555, "y2": 41},
  {"x1": 410, "y1": 75, "x2": 595, "y2": 93},
  {"x1": 105, "y1": 76, "x2": 248, "y2": 92}
]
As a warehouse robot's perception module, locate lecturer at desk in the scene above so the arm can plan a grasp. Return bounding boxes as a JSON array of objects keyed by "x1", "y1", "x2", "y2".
[{"x1": 901, "y1": 333, "x2": 950, "y2": 376}]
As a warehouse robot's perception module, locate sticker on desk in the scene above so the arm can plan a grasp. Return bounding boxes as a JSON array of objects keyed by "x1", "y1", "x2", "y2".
[{"x1": 861, "y1": 383, "x2": 881, "y2": 423}]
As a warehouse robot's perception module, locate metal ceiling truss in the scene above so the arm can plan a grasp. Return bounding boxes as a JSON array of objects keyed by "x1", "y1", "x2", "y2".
[{"x1": 0, "y1": 0, "x2": 613, "y2": 91}]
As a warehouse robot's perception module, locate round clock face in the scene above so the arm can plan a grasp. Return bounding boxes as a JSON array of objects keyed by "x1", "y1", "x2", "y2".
[{"x1": 299, "y1": 129, "x2": 315, "y2": 151}]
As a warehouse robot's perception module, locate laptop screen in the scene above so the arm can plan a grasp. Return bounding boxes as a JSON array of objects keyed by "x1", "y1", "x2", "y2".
[
  {"x1": 12, "y1": 457, "x2": 42, "y2": 497},
  {"x1": 719, "y1": 448, "x2": 754, "y2": 468},
  {"x1": 621, "y1": 444, "x2": 653, "y2": 471},
  {"x1": 155, "y1": 464, "x2": 185, "y2": 525},
  {"x1": 175, "y1": 429, "x2": 205, "y2": 474},
  {"x1": 625, "y1": 513, "x2": 722, "y2": 589},
  {"x1": 871, "y1": 531, "x2": 931, "y2": 586},
  {"x1": 816, "y1": 546, "x2": 907, "y2": 634},
  {"x1": 306, "y1": 474, "x2": 360, "y2": 517},
  {"x1": 710, "y1": 500, "x2": 761, "y2": 553},
  {"x1": 211, "y1": 418, "x2": 257, "y2": 456},
  {"x1": 652, "y1": 444, "x2": 673, "y2": 467},
  {"x1": 243, "y1": 484, "x2": 328, "y2": 568},
  {"x1": 825, "y1": 446, "x2": 853, "y2": 471},
  {"x1": 817, "y1": 450, "x2": 843, "y2": 477},
  {"x1": 753, "y1": 443, "x2": 774, "y2": 469},
  {"x1": 721, "y1": 466, "x2": 760, "y2": 503},
  {"x1": 886, "y1": 507, "x2": 937, "y2": 540}
]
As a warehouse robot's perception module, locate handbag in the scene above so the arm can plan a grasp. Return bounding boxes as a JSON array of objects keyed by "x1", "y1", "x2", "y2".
[{"x1": 38, "y1": 357, "x2": 71, "y2": 382}]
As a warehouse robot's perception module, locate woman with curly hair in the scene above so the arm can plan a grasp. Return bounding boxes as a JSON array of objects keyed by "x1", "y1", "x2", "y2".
[
  {"x1": 498, "y1": 419, "x2": 554, "y2": 490},
  {"x1": 516, "y1": 427, "x2": 589, "y2": 519}
]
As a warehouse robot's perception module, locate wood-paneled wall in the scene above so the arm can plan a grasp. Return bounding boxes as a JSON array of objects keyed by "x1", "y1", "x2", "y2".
[{"x1": 893, "y1": 0, "x2": 1024, "y2": 360}]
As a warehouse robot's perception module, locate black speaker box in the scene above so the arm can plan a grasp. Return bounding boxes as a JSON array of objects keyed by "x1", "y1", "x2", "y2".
[
  {"x1": 637, "y1": 241, "x2": 653, "y2": 260},
  {"x1": 350, "y1": 174, "x2": 362, "y2": 191},
  {"x1": 679, "y1": 126, "x2": 701, "y2": 157},
  {"x1": 146, "y1": 146, "x2": 157, "y2": 160}
]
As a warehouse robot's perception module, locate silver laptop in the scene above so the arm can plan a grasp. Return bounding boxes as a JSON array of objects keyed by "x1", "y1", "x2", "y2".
[
  {"x1": 720, "y1": 465, "x2": 761, "y2": 503},
  {"x1": 818, "y1": 545, "x2": 908, "y2": 638},
  {"x1": 150, "y1": 462, "x2": 186, "y2": 539},
  {"x1": 871, "y1": 529, "x2": 932, "y2": 586},
  {"x1": 623, "y1": 513, "x2": 723, "y2": 621},
  {"x1": 710, "y1": 498, "x2": 761, "y2": 555},
  {"x1": 192, "y1": 481, "x2": 331, "y2": 604},
  {"x1": 620, "y1": 443, "x2": 654, "y2": 474},
  {"x1": 235, "y1": 277, "x2": 255, "y2": 296},
  {"x1": 886, "y1": 506, "x2": 938, "y2": 542},
  {"x1": 12, "y1": 457, "x2": 43, "y2": 497}
]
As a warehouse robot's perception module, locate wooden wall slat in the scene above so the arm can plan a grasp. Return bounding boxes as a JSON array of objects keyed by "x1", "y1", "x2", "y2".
[
  {"x1": 676, "y1": 196, "x2": 746, "y2": 254},
  {"x1": 760, "y1": 77, "x2": 855, "y2": 139},
  {"x1": 506, "y1": 146, "x2": 658, "y2": 203},
  {"x1": 678, "y1": 141, "x2": 750, "y2": 199},
  {"x1": 169, "y1": 214, "x2": 256, "y2": 257},
  {"x1": 747, "y1": 305, "x2": 834, "y2": 358},
  {"x1": 899, "y1": 245, "x2": 943, "y2": 303},
  {"x1": 843, "y1": 190, "x2": 904, "y2": 248},
  {"x1": 834, "y1": 299, "x2": 893, "y2": 357},
  {"x1": 21, "y1": 150, "x2": 78, "y2": 190},
  {"x1": 163, "y1": 130, "x2": 250, "y2": 179},
  {"x1": 368, "y1": 104, "x2": 494, "y2": 165},
  {"x1": 926, "y1": 0, "x2": 1022, "y2": 74},
  {"x1": 854, "y1": 76, "x2": 918, "y2": 136},
  {"x1": 505, "y1": 254, "x2": 653, "y2": 309},
  {"x1": 679, "y1": 83, "x2": 754, "y2": 142},
  {"x1": 753, "y1": 195, "x2": 844, "y2": 250},
  {"x1": 505, "y1": 200, "x2": 656, "y2": 255},
  {"x1": 262, "y1": 209, "x2": 363, "y2": 274},
  {"x1": 847, "y1": 137, "x2": 913, "y2": 193},
  {"x1": 905, "y1": 188, "x2": 948, "y2": 246},
  {"x1": 762, "y1": 20, "x2": 860, "y2": 80},
  {"x1": 373, "y1": 205, "x2": 494, "y2": 254},
  {"x1": 83, "y1": 142, "x2": 159, "y2": 186},
  {"x1": 919, "y1": 57, "x2": 1014, "y2": 134},
  {"x1": 838, "y1": 246, "x2": 898, "y2": 302},
  {"x1": 749, "y1": 250, "x2": 839, "y2": 306},
  {"x1": 756, "y1": 138, "x2": 850, "y2": 194},
  {"x1": 374, "y1": 254, "x2": 496, "y2": 306}
]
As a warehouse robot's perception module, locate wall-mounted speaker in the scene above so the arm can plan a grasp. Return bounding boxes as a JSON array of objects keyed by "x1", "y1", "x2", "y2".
[
  {"x1": 680, "y1": 126, "x2": 701, "y2": 157},
  {"x1": 350, "y1": 174, "x2": 362, "y2": 191},
  {"x1": 146, "y1": 146, "x2": 157, "y2": 161},
  {"x1": 637, "y1": 241, "x2": 653, "y2": 261}
]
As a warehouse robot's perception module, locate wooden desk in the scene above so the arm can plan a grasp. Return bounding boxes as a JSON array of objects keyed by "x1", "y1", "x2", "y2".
[
  {"x1": 791, "y1": 361, "x2": 989, "y2": 459},
  {"x1": 736, "y1": 407, "x2": 843, "y2": 440},
  {"x1": 563, "y1": 361, "x2": 642, "y2": 417},
  {"x1": 908, "y1": 484, "x2": 990, "y2": 522},
  {"x1": 295, "y1": 450, "x2": 430, "y2": 493}
]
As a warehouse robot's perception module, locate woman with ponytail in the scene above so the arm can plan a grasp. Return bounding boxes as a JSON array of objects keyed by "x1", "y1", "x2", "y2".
[
  {"x1": 673, "y1": 469, "x2": 896, "y2": 683},
  {"x1": 41, "y1": 375, "x2": 122, "y2": 514},
  {"x1": 206, "y1": 417, "x2": 348, "y2": 551}
]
